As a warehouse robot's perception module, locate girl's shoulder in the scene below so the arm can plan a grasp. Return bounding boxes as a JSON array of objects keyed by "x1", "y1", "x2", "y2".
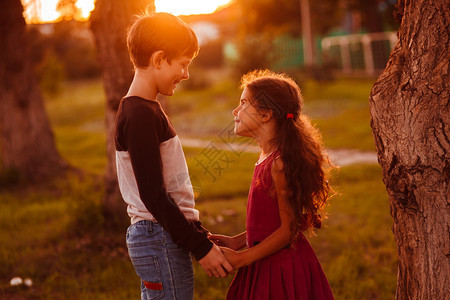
[{"x1": 270, "y1": 151, "x2": 284, "y2": 173}]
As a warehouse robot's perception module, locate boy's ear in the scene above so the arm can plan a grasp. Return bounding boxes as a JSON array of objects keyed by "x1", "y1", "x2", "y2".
[{"x1": 151, "y1": 50, "x2": 166, "y2": 69}]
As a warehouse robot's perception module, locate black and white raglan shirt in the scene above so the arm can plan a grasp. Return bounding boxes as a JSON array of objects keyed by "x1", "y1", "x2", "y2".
[{"x1": 115, "y1": 96, "x2": 213, "y2": 260}]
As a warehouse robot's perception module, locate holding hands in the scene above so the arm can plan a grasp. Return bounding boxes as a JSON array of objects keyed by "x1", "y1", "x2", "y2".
[
  {"x1": 209, "y1": 232, "x2": 249, "y2": 269},
  {"x1": 198, "y1": 244, "x2": 234, "y2": 278}
]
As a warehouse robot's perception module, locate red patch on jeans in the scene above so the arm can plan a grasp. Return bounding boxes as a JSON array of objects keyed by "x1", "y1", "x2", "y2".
[{"x1": 143, "y1": 281, "x2": 163, "y2": 290}]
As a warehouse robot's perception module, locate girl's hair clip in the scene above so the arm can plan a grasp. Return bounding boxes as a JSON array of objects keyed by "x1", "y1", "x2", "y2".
[{"x1": 287, "y1": 113, "x2": 294, "y2": 119}]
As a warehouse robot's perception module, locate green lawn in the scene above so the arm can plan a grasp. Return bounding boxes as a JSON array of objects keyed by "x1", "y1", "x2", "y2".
[{"x1": 0, "y1": 77, "x2": 396, "y2": 299}]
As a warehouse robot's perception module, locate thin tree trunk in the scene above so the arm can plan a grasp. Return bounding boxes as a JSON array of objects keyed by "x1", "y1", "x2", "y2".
[
  {"x1": 369, "y1": 0, "x2": 449, "y2": 298},
  {"x1": 0, "y1": 0, "x2": 68, "y2": 181},
  {"x1": 90, "y1": 0, "x2": 153, "y2": 219}
]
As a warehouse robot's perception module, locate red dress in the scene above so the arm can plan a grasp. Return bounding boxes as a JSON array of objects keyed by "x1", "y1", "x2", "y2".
[{"x1": 226, "y1": 152, "x2": 334, "y2": 300}]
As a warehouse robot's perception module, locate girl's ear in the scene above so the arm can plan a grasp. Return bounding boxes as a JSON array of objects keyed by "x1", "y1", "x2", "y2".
[
  {"x1": 150, "y1": 50, "x2": 166, "y2": 69},
  {"x1": 260, "y1": 109, "x2": 273, "y2": 123}
]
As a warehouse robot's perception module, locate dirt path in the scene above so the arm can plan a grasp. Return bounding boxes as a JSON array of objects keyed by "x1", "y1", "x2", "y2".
[{"x1": 180, "y1": 137, "x2": 378, "y2": 167}]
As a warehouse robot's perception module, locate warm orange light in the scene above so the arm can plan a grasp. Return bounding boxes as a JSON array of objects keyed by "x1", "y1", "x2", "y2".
[
  {"x1": 22, "y1": 0, "x2": 231, "y2": 24},
  {"x1": 155, "y1": 0, "x2": 232, "y2": 15},
  {"x1": 22, "y1": 0, "x2": 95, "y2": 23},
  {"x1": 75, "y1": 0, "x2": 95, "y2": 19}
]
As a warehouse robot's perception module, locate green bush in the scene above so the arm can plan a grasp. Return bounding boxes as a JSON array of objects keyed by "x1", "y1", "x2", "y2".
[
  {"x1": 36, "y1": 51, "x2": 65, "y2": 96},
  {"x1": 232, "y1": 33, "x2": 276, "y2": 77}
]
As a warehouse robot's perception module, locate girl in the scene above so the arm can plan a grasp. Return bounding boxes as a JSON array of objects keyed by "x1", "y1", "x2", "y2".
[{"x1": 209, "y1": 70, "x2": 334, "y2": 299}]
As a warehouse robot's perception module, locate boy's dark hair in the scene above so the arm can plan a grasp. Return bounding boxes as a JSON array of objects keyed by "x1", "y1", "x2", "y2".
[{"x1": 127, "y1": 12, "x2": 199, "y2": 69}]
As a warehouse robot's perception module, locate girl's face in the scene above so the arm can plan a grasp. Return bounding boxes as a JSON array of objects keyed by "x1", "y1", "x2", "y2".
[{"x1": 232, "y1": 88, "x2": 263, "y2": 138}]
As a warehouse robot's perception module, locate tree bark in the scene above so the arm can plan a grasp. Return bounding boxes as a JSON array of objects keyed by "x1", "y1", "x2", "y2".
[
  {"x1": 90, "y1": 0, "x2": 153, "y2": 218},
  {"x1": 369, "y1": 0, "x2": 449, "y2": 299},
  {"x1": 0, "y1": 0, "x2": 68, "y2": 181}
]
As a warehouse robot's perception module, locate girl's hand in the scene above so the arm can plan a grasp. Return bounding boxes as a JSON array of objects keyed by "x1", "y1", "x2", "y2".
[
  {"x1": 219, "y1": 247, "x2": 247, "y2": 269},
  {"x1": 209, "y1": 234, "x2": 240, "y2": 251}
]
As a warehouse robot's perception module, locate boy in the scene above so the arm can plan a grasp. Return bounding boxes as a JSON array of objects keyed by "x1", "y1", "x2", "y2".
[{"x1": 115, "y1": 12, "x2": 233, "y2": 300}]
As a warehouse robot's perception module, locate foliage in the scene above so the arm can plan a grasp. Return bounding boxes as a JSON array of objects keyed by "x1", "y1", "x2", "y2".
[
  {"x1": 230, "y1": 0, "x2": 399, "y2": 74},
  {"x1": 35, "y1": 51, "x2": 66, "y2": 96},
  {"x1": 345, "y1": 0, "x2": 399, "y2": 32},
  {"x1": 231, "y1": 33, "x2": 276, "y2": 77},
  {"x1": 28, "y1": 21, "x2": 101, "y2": 82},
  {"x1": 179, "y1": 64, "x2": 214, "y2": 90},
  {"x1": 235, "y1": 0, "x2": 397, "y2": 36},
  {"x1": 236, "y1": 0, "x2": 340, "y2": 36},
  {"x1": 195, "y1": 39, "x2": 225, "y2": 68}
]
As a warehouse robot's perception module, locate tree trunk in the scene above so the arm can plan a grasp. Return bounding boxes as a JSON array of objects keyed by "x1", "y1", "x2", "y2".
[
  {"x1": 0, "y1": 0, "x2": 68, "y2": 182},
  {"x1": 90, "y1": 0, "x2": 153, "y2": 218},
  {"x1": 369, "y1": 0, "x2": 449, "y2": 299}
]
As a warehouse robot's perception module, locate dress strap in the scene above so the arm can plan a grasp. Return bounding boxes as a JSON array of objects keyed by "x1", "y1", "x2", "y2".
[
  {"x1": 272, "y1": 149, "x2": 282, "y2": 162},
  {"x1": 269, "y1": 151, "x2": 282, "y2": 173},
  {"x1": 256, "y1": 149, "x2": 277, "y2": 165}
]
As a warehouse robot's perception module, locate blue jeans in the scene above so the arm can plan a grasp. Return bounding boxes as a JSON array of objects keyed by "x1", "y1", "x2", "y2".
[{"x1": 126, "y1": 220, "x2": 194, "y2": 300}]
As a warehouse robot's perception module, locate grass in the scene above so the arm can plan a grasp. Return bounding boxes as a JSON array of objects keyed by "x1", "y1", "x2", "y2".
[
  {"x1": 46, "y1": 79, "x2": 107, "y2": 175},
  {"x1": 313, "y1": 165, "x2": 397, "y2": 299},
  {"x1": 0, "y1": 76, "x2": 396, "y2": 299},
  {"x1": 301, "y1": 79, "x2": 377, "y2": 151}
]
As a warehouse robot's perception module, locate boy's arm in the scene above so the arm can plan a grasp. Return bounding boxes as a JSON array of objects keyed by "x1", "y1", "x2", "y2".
[{"x1": 124, "y1": 105, "x2": 212, "y2": 260}]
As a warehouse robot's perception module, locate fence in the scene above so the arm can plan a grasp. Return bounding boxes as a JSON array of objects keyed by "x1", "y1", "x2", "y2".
[{"x1": 321, "y1": 31, "x2": 397, "y2": 75}]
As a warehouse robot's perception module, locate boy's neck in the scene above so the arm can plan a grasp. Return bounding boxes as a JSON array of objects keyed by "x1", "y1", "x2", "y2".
[{"x1": 125, "y1": 68, "x2": 158, "y2": 101}]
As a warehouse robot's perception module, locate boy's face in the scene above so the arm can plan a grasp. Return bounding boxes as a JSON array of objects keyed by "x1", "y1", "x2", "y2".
[{"x1": 156, "y1": 55, "x2": 193, "y2": 96}]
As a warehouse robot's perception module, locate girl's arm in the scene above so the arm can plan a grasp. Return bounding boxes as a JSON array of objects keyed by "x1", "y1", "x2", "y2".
[
  {"x1": 221, "y1": 157, "x2": 294, "y2": 268},
  {"x1": 209, "y1": 231, "x2": 247, "y2": 251}
]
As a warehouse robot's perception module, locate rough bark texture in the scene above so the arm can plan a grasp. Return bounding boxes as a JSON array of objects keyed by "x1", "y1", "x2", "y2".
[
  {"x1": 0, "y1": 0, "x2": 68, "y2": 181},
  {"x1": 90, "y1": 0, "x2": 153, "y2": 217},
  {"x1": 369, "y1": 0, "x2": 449, "y2": 299}
]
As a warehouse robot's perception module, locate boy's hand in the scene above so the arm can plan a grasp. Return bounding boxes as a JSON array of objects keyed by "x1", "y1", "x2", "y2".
[{"x1": 198, "y1": 244, "x2": 234, "y2": 278}]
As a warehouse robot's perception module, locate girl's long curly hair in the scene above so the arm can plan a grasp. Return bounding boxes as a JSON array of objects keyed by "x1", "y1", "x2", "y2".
[{"x1": 241, "y1": 70, "x2": 335, "y2": 237}]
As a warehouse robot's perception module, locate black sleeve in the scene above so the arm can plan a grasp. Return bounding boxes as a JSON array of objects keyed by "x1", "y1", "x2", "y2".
[{"x1": 124, "y1": 104, "x2": 213, "y2": 260}]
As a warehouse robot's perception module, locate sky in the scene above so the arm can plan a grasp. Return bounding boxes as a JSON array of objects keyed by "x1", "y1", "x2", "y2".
[{"x1": 22, "y1": 0, "x2": 233, "y2": 23}]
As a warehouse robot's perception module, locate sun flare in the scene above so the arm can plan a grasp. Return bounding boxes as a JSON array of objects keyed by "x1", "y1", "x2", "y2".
[
  {"x1": 76, "y1": 0, "x2": 95, "y2": 19},
  {"x1": 155, "y1": 0, "x2": 232, "y2": 15},
  {"x1": 22, "y1": 0, "x2": 232, "y2": 24},
  {"x1": 22, "y1": 0, "x2": 95, "y2": 23}
]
